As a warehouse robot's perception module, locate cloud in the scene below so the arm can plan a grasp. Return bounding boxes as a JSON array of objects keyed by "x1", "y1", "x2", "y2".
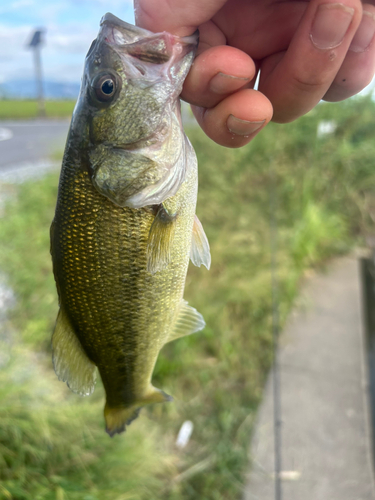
[
  {"x1": 0, "y1": 1, "x2": 135, "y2": 83},
  {"x1": 0, "y1": 0, "x2": 35, "y2": 15},
  {"x1": 0, "y1": 24, "x2": 32, "y2": 58},
  {"x1": 0, "y1": 23, "x2": 87, "y2": 81},
  {"x1": 46, "y1": 24, "x2": 97, "y2": 53}
]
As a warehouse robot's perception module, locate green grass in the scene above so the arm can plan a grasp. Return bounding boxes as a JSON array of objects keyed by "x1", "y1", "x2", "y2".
[
  {"x1": 1, "y1": 95, "x2": 375, "y2": 499},
  {"x1": 0, "y1": 345, "x2": 176, "y2": 500},
  {"x1": 0, "y1": 100, "x2": 75, "y2": 119}
]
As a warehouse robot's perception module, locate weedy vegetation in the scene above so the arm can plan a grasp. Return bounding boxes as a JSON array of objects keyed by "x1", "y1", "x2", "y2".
[{"x1": 1, "y1": 96, "x2": 375, "y2": 499}]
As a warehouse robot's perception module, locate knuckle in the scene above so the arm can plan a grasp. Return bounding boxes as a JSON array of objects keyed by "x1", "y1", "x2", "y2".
[{"x1": 290, "y1": 71, "x2": 329, "y2": 94}]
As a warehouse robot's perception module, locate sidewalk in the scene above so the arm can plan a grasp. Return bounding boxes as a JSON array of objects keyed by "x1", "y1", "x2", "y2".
[{"x1": 244, "y1": 256, "x2": 375, "y2": 500}]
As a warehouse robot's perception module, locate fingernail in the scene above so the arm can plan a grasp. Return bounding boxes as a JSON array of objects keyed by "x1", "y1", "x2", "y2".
[
  {"x1": 227, "y1": 115, "x2": 265, "y2": 136},
  {"x1": 310, "y1": 3, "x2": 354, "y2": 50},
  {"x1": 210, "y1": 72, "x2": 250, "y2": 94},
  {"x1": 350, "y1": 11, "x2": 375, "y2": 52}
]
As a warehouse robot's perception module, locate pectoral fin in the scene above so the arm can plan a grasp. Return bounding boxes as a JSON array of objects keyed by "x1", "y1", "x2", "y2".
[
  {"x1": 190, "y1": 215, "x2": 211, "y2": 270},
  {"x1": 146, "y1": 204, "x2": 177, "y2": 274},
  {"x1": 166, "y1": 299, "x2": 205, "y2": 344},
  {"x1": 52, "y1": 308, "x2": 97, "y2": 396}
]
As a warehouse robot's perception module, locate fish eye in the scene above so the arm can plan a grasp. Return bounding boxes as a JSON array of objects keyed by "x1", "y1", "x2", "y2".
[
  {"x1": 100, "y1": 78, "x2": 114, "y2": 95},
  {"x1": 93, "y1": 74, "x2": 118, "y2": 103}
]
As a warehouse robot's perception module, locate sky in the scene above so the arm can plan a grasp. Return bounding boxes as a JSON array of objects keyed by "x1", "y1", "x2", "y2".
[
  {"x1": 0, "y1": 0, "x2": 135, "y2": 84},
  {"x1": 2, "y1": 0, "x2": 374, "y2": 95}
]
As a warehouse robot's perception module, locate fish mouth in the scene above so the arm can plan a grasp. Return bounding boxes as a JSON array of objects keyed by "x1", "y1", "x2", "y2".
[
  {"x1": 99, "y1": 12, "x2": 199, "y2": 60},
  {"x1": 100, "y1": 13, "x2": 151, "y2": 40}
]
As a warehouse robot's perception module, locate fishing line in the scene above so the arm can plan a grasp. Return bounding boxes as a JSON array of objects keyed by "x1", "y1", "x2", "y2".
[{"x1": 270, "y1": 163, "x2": 282, "y2": 500}]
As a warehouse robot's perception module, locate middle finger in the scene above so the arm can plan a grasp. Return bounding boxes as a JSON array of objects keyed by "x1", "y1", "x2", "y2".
[{"x1": 182, "y1": 45, "x2": 256, "y2": 108}]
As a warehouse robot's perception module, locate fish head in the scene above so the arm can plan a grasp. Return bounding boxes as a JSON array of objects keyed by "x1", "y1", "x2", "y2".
[
  {"x1": 73, "y1": 12, "x2": 198, "y2": 151},
  {"x1": 70, "y1": 13, "x2": 198, "y2": 207}
]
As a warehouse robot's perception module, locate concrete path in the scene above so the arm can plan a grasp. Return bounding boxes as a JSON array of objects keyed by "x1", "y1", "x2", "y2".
[{"x1": 244, "y1": 256, "x2": 375, "y2": 500}]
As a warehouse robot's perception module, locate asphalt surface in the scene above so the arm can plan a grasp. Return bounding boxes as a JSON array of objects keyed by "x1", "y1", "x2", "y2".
[
  {"x1": 0, "y1": 119, "x2": 70, "y2": 170},
  {"x1": 244, "y1": 256, "x2": 375, "y2": 500}
]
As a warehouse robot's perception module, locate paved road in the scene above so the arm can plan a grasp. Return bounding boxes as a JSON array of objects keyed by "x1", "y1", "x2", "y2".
[
  {"x1": 245, "y1": 256, "x2": 375, "y2": 500},
  {"x1": 0, "y1": 120, "x2": 70, "y2": 170}
]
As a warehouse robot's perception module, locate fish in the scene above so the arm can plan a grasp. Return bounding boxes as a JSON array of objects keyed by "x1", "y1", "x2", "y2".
[{"x1": 50, "y1": 13, "x2": 211, "y2": 436}]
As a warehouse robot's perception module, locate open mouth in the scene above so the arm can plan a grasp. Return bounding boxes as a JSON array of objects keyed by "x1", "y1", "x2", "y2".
[{"x1": 99, "y1": 12, "x2": 199, "y2": 58}]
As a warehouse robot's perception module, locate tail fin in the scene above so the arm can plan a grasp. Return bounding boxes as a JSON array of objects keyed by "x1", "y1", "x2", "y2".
[
  {"x1": 104, "y1": 386, "x2": 173, "y2": 437},
  {"x1": 104, "y1": 405, "x2": 141, "y2": 437}
]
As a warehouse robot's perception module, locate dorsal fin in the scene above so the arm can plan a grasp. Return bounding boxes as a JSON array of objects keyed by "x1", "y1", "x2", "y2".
[
  {"x1": 190, "y1": 214, "x2": 211, "y2": 270},
  {"x1": 166, "y1": 300, "x2": 205, "y2": 344},
  {"x1": 52, "y1": 308, "x2": 97, "y2": 396}
]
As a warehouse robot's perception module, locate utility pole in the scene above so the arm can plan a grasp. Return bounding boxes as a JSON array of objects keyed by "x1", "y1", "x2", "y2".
[{"x1": 28, "y1": 29, "x2": 46, "y2": 117}]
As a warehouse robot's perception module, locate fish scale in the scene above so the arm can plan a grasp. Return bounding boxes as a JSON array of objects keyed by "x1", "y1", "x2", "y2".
[
  {"x1": 52, "y1": 150, "x2": 197, "y2": 411},
  {"x1": 50, "y1": 13, "x2": 210, "y2": 435}
]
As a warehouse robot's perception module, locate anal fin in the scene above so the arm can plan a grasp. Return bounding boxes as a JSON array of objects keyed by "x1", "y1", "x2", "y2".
[
  {"x1": 167, "y1": 299, "x2": 206, "y2": 344},
  {"x1": 146, "y1": 204, "x2": 177, "y2": 274},
  {"x1": 52, "y1": 308, "x2": 97, "y2": 396},
  {"x1": 190, "y1": 214, "x2": 211, "y2": 270},
  {"x1": 140, "y1": 386, "x2": 173, "y2": 405}
]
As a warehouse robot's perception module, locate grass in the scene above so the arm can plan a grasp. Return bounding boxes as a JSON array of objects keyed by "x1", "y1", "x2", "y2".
[
  {"x1": 0, "y1": 100, "x2": 75, "y2": 119},
  {"x1": 1, "y1": 95, "x2": 375, "y2": 499},
  {"x1": 0, "y1": 344, "x2": 176, "y2": 500}
]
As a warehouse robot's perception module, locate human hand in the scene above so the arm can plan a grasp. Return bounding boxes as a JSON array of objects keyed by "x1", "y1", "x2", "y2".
[{"x1": 135, "y1": 0, "x2": 375, "y2": 148}]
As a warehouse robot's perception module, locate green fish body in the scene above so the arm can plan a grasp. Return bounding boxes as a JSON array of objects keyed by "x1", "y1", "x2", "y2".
[{"x1": 50, "y1": 13, "x2": 210, "y2": 436}]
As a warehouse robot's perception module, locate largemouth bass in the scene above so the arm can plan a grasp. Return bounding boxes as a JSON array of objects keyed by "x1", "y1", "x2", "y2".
[{"x1": 50, "y1": 13, "x2": 210, "y2": 436}]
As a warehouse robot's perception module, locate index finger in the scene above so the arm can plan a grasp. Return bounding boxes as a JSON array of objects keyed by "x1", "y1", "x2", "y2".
[{"x1": 134, "y1": 0, "x2": 227, "y2": 36}]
